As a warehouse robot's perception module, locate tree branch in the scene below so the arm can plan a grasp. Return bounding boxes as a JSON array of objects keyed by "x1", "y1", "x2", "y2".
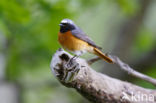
[
  {"x1": 50, "y1": 49, "x2": 156, "y2": 103},
  {"x1": 109, "y1": 55, "x2": 156, "y2": 87},
  {"x1": 87, "y1": 54, "x2": 156, "y2": 86}
]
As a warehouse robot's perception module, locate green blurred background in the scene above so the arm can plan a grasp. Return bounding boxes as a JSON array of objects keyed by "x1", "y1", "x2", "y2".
[{"x1": 0, "y1": 0, "x2": 156, "y2": 103}]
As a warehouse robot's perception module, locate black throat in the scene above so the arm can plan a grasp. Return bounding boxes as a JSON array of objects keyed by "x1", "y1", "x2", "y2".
[{"x1": 60, "y1": 27, "x2": 69, "y2": 33}]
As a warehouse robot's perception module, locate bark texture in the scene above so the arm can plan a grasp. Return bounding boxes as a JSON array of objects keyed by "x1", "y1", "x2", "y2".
[{"x1": 50, "y1": 49, "x2": 156, "y2": 103}]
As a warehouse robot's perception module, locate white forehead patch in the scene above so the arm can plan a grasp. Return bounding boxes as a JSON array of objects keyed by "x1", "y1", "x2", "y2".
[{"x1": 61, "y1": 19, "x2": 73, "y2": 24}]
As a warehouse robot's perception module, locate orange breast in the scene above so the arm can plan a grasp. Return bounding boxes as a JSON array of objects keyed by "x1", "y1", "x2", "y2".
[{"x1": 58, "y1": 31, "x2": 92, "y2": 52}]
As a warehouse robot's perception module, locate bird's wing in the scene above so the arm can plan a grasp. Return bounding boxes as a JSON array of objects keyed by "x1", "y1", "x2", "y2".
[{"x1": 71, "y1": 27, "x2": 102, "y2": 49}]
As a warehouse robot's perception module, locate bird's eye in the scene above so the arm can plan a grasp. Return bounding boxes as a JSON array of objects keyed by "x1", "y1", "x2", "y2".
[{"x1": 62, "y1": 23, "x2": 67, "y2": 25}]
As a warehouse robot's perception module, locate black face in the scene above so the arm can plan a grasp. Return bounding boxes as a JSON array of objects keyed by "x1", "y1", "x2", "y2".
[{"x1": 59, "y1": 19, "x2": 76, "y2": 33}]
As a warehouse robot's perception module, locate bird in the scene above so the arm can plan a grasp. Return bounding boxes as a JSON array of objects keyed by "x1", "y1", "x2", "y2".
[{"x1": 58, "y1": 18, "x2": 113, "y2": 63}]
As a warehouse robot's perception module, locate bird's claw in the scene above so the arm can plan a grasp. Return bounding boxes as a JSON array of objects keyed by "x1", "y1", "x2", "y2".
[
  {"x1": 63, "y1": 58, "x2": 80, "y2": 83},
  {"x1": 65, "y1": 57, "x2": 76, "y2": 69}
]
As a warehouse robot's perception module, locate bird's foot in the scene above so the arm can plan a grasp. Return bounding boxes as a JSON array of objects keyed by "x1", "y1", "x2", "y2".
[
  {"x1": 65, "y1": 56, "x2": 77, "y2": 69},
  {"x1": 63, "y1": 57, "x2": 80, "y2": 83}
]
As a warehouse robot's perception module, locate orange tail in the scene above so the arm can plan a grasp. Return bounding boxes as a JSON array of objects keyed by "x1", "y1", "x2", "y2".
[{"x1": 93, "y1": 48, "x2": 113, "y2": 63}]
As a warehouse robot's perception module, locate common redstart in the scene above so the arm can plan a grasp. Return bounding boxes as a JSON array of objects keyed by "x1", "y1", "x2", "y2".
[{"x1": 58, "y1": 19, "x2": 113, "y2": 63}]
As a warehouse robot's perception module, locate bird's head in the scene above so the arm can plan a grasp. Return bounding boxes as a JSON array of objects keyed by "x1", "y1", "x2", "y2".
[{"x1": 59, "y1": 19, "x2": 76, "y2": 33}]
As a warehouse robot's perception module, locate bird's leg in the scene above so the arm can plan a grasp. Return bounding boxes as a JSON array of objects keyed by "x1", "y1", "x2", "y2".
[
  {"x1": 65, "y1": 50, "x2": 84, "y2": 70},
  {"x1": 71, "y1": 55, "x2": 78, "y2": 60},
  {"x1": 66, "y1": 50, "x2": 84, "y2": 68},
  {"x1": 66, "y1": 55, "x2": 79, "y2": 68}
]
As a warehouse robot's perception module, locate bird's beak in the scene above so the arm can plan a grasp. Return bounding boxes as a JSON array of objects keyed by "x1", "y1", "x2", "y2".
[{"x1": 59, "y1": 23, "x2": 63, "y2": 26}]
